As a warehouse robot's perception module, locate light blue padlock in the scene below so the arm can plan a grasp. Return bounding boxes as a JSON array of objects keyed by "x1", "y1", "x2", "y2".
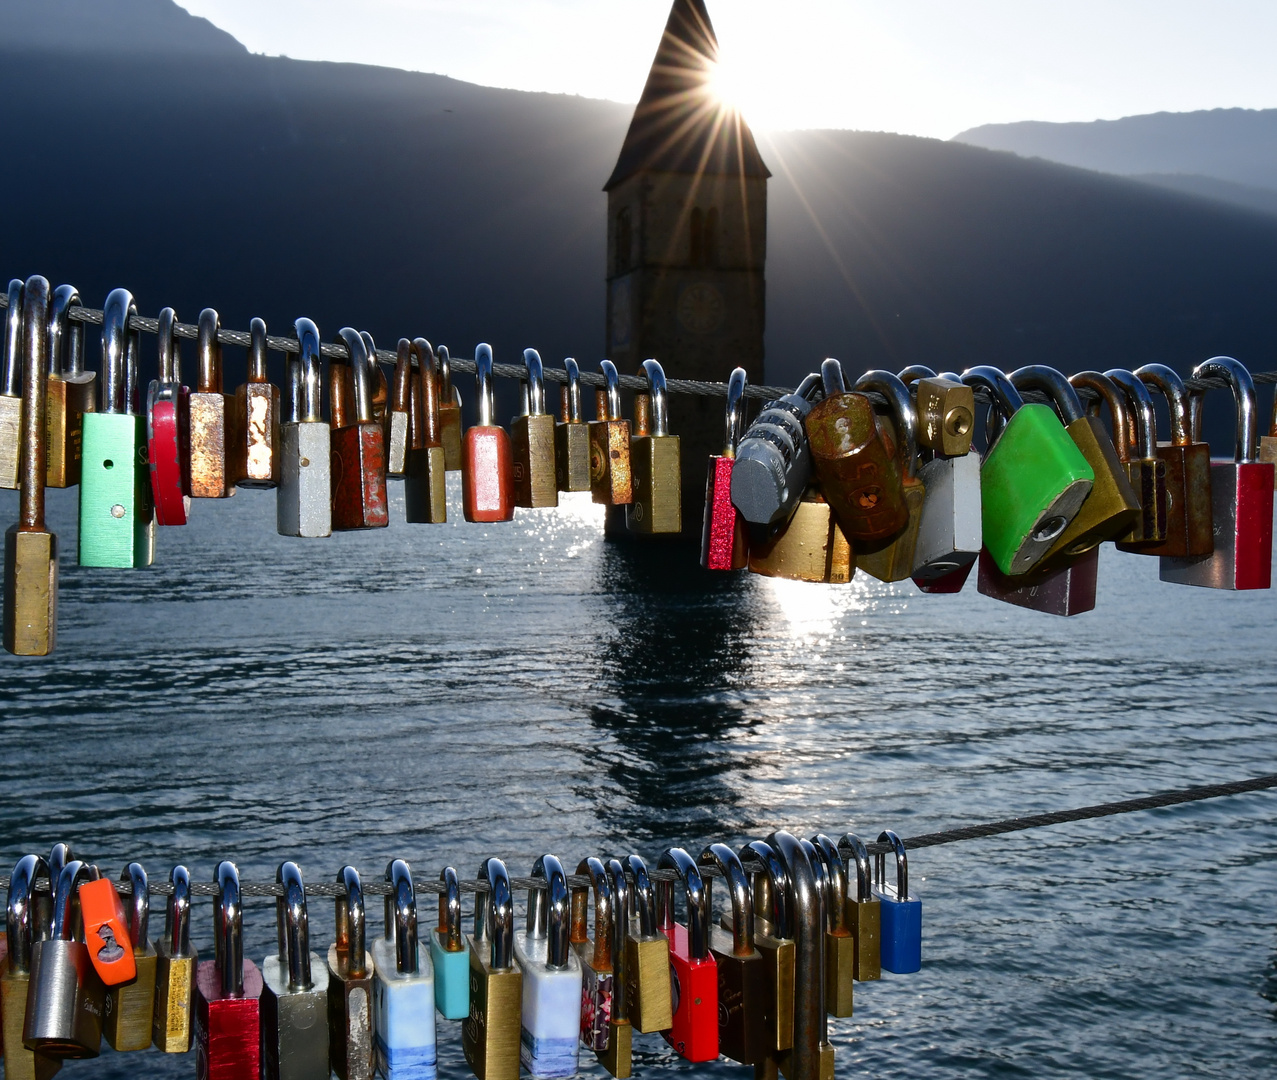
[
  {"x1": 872, "y1": 831, "x2": 921, "y2": 974},
  {"x1": 513, "y1": 854, "x2": 583, "y2": 1079},
  {"x1": 429, "y1": 866, "x2": 470, "y2": 1021},
  {"x1": 372, "y1": 859, "x2": 437, "y2": 1079}
]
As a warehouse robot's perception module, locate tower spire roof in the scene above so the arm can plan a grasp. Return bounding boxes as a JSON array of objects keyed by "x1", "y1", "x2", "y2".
[{"x1": 604, "y1": 0, "x2": 770, "y2": 191}]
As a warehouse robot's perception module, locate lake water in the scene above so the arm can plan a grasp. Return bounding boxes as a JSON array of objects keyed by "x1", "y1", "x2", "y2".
[{"x1": 1, "y1": 478, "x2": 1274, "y2": 1079}]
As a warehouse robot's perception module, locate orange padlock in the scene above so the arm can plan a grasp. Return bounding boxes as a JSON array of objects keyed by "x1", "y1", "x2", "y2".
[{"x1": 80, "y1": 871, "x2": 137, "y2": 986}]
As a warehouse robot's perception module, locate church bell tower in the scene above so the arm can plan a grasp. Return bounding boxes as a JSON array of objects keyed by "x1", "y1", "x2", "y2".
[{"x1": 605, "y1": 0, "x2": 769, "y2": 537}]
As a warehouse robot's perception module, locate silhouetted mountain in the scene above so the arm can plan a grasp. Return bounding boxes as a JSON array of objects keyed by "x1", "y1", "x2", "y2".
[
  {"x1": 2, "y1": 0, "x2": 245, "y2": 55},
  {"x1": 1132, "y1": 173, "x2": 1277, "y2": 219}
]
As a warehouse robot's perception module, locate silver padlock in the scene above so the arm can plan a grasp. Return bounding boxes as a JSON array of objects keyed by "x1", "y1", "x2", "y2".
[
  {"x1": 22, "y1": 860, "x2": 106, "y2": 1061},
  {"x1": 277, "y1": 317, "x2": 332, "y2": 538},
  {"x1": 372, "y1": 859, "x2": 437, "y2": 1079},
  {"x1": 730, "y1": 372, "x2": 822, "y2": 530},
  {"x1": 4, "y1": 854, "x2": 61, "y2": 1080},
  {"x1": 328, "y1": 865, "x2": 374, "y2": 1080},
  {"x1": 261, "y1": 861, "x2": 330, "y2": 1080},
  {"x1": 513, "y1": 855, "x2": 582, "y2": 1079}
]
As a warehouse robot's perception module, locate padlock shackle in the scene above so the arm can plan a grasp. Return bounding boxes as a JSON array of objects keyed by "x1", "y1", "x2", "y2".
[
  {"x1": 522, "y1": 349, "x2": 548, "y2": 416},
  {"x1": 247, "y1": 317, "x2": 269, "y2": 384},
  {"x1": 767, "y1": 830, "x2": 829, "y2": 1059},
  {"x1": 560, "y1": 357, "x2": 583, "y2": 423},
  {"x1": 412, "y1": 338, "x2": 440, "y2": 450},
  {"x1": 836, "y1": 834, "x2": 873, "y2": 903},
  {"x1": 1134, "y1": 364, "x2": 1192, "y2": 447},
  {"x1": 810, "y1": 835, "x2": 849, "y2": 934},
  {"x1": 740, "y1": 839, "x2": 791, "y2": 938},
  {"x1": 1191, "y1": 356, "x2": 1260, "y2": 461},
  {"x1": 165, "y1": 864, "x2": 192, "y2": 958},
  {"x1": 1104, "y1": 369, "x2": 1159, "y2": 461},
  {"x1": 855, "y1": 369, "x2": 919, "y2": 480},
  {"x1": 3, "y1": 278, "x2": 23, "y2": 398},
  {"x1": 722, "y1": 367, "x2": 747, "y2": 459},
  {"x1": 361, "y1": 331, "x2": 382, "y2": 422},
  {"x1": 274, "y1": 861, "x2": 313, "y2": 990},
  {"x1": 874, "y1": 831, "x2": 909, "y2": 901},
  {"x1": 101, "y1": 287, "x2": 139, "y2": 415},
  {"x1": 7, "y1": 854, "x2": 51, "y2": 973},
  {"x1": 570, "y1": 857, "x2": 613, "y2": 969},
  {"x1": 51, "y1": 860, "x2": 94, "y2": 942},
  {"x1": 48, "y1": 283, "x2": 84, "y2": 379},
  {"x1": 820, "y1": 358, "x2": 845, "y2": 396},
  {"x1": 961, "y1": 366, "x2": 1024, "y2": 424},
  {"x1": 475, "y1": 857, "x2": 514, "y2": 970},
  {"x1": 118, "y1": 861, "x2": 149, "y2": 946},
  {"x1": 698, "y1": 843, "x2": 753, "y2": 957},
  {"x1": 197, "y1": 307, "x2": 223, "y2": 395},
  {"x1": 641, "y1": 359, "x2": 669, "y2": 436},
  {"x1": 598, "y1": 359, "x2": 623, "y2": 421},
  {"x1": 657, "y1": 847, "x2": 709, "y2": 960},
  {"x1": 335, "y1": 329, "x2": 371, "y2": 425},
  {"x1": 437, "y1": 865, "x2": 463, "y2": 952},
  {"x1": 156, "y1": 307, "x2": 181, "y2": 385},
  {"x1": 215, "y1": 860, "x2": 246, "y2": 997},
  {"x1": 604, "y1": 858, "x2": 630, "y2": 1022},
  {"x1": 333, "y1": 864, "x2": 367, "y2": 976},
  {"x1": 1008, "y1": 365, "x2": 1087, "y2": 425},
  {"x1": 19, "y1": 276, "x2": 51, "y2": 531},
  {"x1": 799, "y1": 837, "x2": 830, "y2": 941},
  {"x1": 393, "y1": 338, "x2": 414, "y2": 416},
  {"x1": 897, "y1": 364, "x2": 938, "y2": 387},
  {"x1": 288, "y1": 317, "x2": 324, "y2": 425},
  {"x1": 384, "y1": 858, "x2": 419, "y2": 976},
  {"x1": 623, "y1": 854, "x2": 658, "y2": 938},
  {"x1": 1069, "y1": 371, "x2": 1131, "y2": 459},
  {"x1": 436, "y1": 343, "x2": 453, "y2": 397},
  {"x1": 528, "y1": 854, "x2": 571, "y2": 969},
  {"x1": 475, "y1": 343, "x2": 496, "y2": 428}
]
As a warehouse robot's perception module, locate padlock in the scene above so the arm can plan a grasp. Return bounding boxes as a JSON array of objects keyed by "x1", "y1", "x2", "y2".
[
  {"x1": 569, "y1": 857, "x2": 614, "y2": 1057},
  {"x1": 277, "y1": 317, "x2": 332, "y2": 539},
  {"x1": 405, "y1": 339, "x2": 448, "y2": 524},
  {"x1": 152, "y1": 864, "x2": 198, "y2": 1054},
  {"x1": 873, "y1": 832, "x2": 921, "y2": 975},
  {"x1": 976, "y1": 545, "x2": 1099, "y2": 617},
  {"x1": 146, "y1": 307, "x2": 192, "y2": 526},
  {"x1": 436, "y1": 344, "x2": 463, "y2": 472},
  {"x1": 329, "y1": 328, "x2": 390, "y2": 530},
  {"x1": 627, "y1": 358, "x2": 682, "y2": 534},
  {"x1": 373, "y1": 859, "x2": 436, "y2": 1079},
  {"x1": 806, "y1": 358, "x2": 908, "y2": 542},
  {"x1": 45, "y1": 283, "x2": 95, "y2": 488},
  {"x1": 4, "y1": 276, "x2": 59, "y2": 657},
  {"x1": 730, "y1": 372, "x2": 822, "y2": 530},
  {"x1": 808, "y1": 836, "x2": 853, "y2": 1018},
  {"x1": 588, "y1": 360, "x2": 633, "y2": 506},
  {"x1": 655, "y1": 848, "x2": 717, "y2": 1063},
  {"x1": 1133, "y1": 364, "x2": 1214, "y2": 558},
  {"x1": 510, "y1": 348, "x2": 558, "y2": 509},
  {"x1": 0, "y1": 279, "x2": 23, "y2": 489},
  {"x1": 835, "y1": 835, "x2": 879, "y2": 982},
  {"x1": 327, "y1": 865, "x2": 374, "y2": 1080},
  {"x1": 462, "y1": 858, "x2": 522, "y2": 1080},
  {"x1": 100, "y1": 863, "x2": 156, "y2": 1051},
  {"x1": 850, "y1": 370, "x2": 926, "y2": 580},
  {"x1": 261, "y1": 862, "x2": 329, "y2": 1080},
  {"x1": 361, "y1": 331, "x2": 390, "y2": 442},
  {"x1": 22, "y1": 860, "x2": 105, "y2": 1060},
  {"x1": 899, "y1": 364, "x2": 974, "y2": 457},
  {"x1": 595, "y1": 859, "x2": 632, "y2": 1079},
  {"x1": 513, "y1": 855, "x2": 581, "y2": 1078},
  {"x1": 701, "y1": 367, "x2": 749, "y2": 570},
  {"x1": 194, "y1": 861, "x2": 263, "y2": 1080},
  {"x1": 737, "y1": 840, "x2": 794, "y2": 1053},
  {"x1": 387, "y1": 338, "x2": 415, "y2": 480},
  {"x1": 231, "y1": 316, "x2": 281, "y2": 488},
  {"x1": 78, "y1": 867, "x2": 136, "y2": 989},
  {"x1": 78, "y1": 288, "x2": 155, "y2": 568},
  {"x1": 188, "y1": 308, "x2": 241, "y2": 499},
  {"x1": 1160, "y1": 356, "x2": 1274, "y2": 589},
  {"x1": 1103, "y1": 368, "x2": 1169, "y2": 548},
  {"x1": 960, "y1": 365, "x2": 1093, "y2": 575},
  {"x1": 698, "y1": 842, "x2": 767, "y2": 1065},
  {"x1": 555, "y1": 358, "x2": 592, "y2": 492},
  {"x1": 617, "y1": 854, "x2": 671, "y2": 1034},
  {"x1": 746, "y1": 484, "x2": 853, "y2": 584},
  {"x1": 462, "y1": 344, "x2": 515, "y2": 522},
  {"x1": 4, "y1": 855, "x2": 61, "y2": 1080},
  {"x1": 1007, "y1": 365, "x2": 1140, "y2": 562},
  {"x1": 431, "y1": 866, "x2": 470, "y2": 1021}
]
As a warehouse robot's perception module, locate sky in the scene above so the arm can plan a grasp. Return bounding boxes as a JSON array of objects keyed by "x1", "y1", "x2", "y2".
[{"x1": 177, "y1": 1, "x2": 1277, "y2": 139}]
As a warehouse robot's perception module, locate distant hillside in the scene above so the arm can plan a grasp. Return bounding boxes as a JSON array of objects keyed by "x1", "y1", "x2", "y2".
[{"x1": 0, "y1": 0, "x2": 246, "y2": 55}]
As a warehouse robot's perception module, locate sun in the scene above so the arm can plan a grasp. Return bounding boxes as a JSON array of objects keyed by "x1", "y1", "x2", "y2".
[{"x1": 705, "y1": 55, "x2": 747, "y2": 116}]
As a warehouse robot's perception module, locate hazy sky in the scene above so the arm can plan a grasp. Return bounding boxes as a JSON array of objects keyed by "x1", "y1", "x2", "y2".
[{"x1": 179, "y1": 1, "x2": 1277, "y2": 138}]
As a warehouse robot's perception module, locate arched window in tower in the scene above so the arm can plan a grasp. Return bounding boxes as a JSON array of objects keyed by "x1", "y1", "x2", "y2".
[
  {"x1": 615, "y1": 208, "x2": 633, "y2": 274},
  {"x1": 705, "y1": 207, "x2": 719, "y2": 267}
]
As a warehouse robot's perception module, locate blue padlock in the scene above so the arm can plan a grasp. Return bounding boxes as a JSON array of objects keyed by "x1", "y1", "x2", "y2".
[
  {"x1": 872, "y1": 831, "x2": 921, "y2": 974},
  {"x1": 430, "y1": 866, "x2": 471, "y2": 1021}
]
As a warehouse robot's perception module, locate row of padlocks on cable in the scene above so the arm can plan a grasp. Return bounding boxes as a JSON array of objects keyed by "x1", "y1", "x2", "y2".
[{"x1": 1, "y1": 833, "x2": 919, "y2": 1080}]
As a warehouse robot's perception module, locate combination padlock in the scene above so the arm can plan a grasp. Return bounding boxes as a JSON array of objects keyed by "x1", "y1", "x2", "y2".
[
  {"x1": 730, "y1": 372, "x2": 822, "y2": 531},
  {"x1": 511, "y1": 348, "x2": 558, "y2": 509},
  {"x1": 873, "y1": 832, "x2": 921, "y2": 975},
  {"x1": 627, "y1": 359, "x2": 681, "y2": 534},
  {"x1": 277, "y1": 317, "x2": 332, "y2": 538},
  {"x1": 330, "y1": 328, "x2": 389, "y2": 530},
  {"x1": 4, "y1": 854, "x2": 60, "y2": 1080},
  {"x1": 588, "y1": 360, "x2": 633, "y2": 506},
  {"x1": 232, "y1": 316, "x2": 281, "y2": 488},
  {"x1": 261, "y1": 862, "x2": 329, "y2": 1080},
  {"x1": 555, "y1": 358, "x2": 591, "y2": 492},
  {"x1": 373, "y1": 859, "x2": 436, "y2": 1079},
  {"x1": 462, "y1": 858, "x2": 521, "y2": 1080},
  {"x1": 1104, "y1": 368, "x2": 1169, "y2": 548},
  {"x1": 513, "y1": 855, "x2": 582, "y2": 1079},
  {"x1": 0, "y1": 278, "x2": 23, "y2": 489},
  {"x1": 436, "y1": 344, "x2": 463, "y2": 472},
  {"x1": 618, "y1": 855, "x2": 671, "y2": 1034},
  {"x1": 101, "y1": 864, "x2": 158, "y2": 1051},
  {"x1": 656, "y1": 847, "x2": 717, "y2": 1064},
  {"x1": 569, "y1": 858, "x2": 615, "y2": 1058},
  {"x1": 152, "y1": 864, "x2": 198, "y2": 1054},
  {"x1": 404, "y1": 339, "x2": 448, "y2": 524},
  {"x1": 700, "y1": 367, "x2": 749, "y2": 570},
  {"x1": 462, "y1": 344, "x2": 515, "y2": 522},
  {"x1": 739, "y1": 840, "x2": 794, "y2": 1054},
  {"x1": 189, "y1": 308, "x2": 241, "y2": 499},
  {"x1": 146, "y1": 307, "x2": 192, "y2": 526},
  {"x1": 809, "y1": 836, "x2": 854, "y2": 1017},
  {"x1": 836, "y1": 835, "x2": 879, "y2": 982},
  {"x1": 327, "y1": 865, "x2": 374, "y2": 1080},
  {"x1": 431, "y1": 866, "x2": 470, "y2": 1022},
  {"x1": 78, "y1": 287, "x2": 155, "y2": 568},
  {"x1": 45, "y1": 283, "x2": 95, "y2": 489}
]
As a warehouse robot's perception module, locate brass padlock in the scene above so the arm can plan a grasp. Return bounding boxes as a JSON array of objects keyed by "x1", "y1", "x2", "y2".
[
  {"x1": 189, "y1": 308, "x2": 241, "y2": 499},
  {"x1": 152, "y1": 865, "x2": 197, "y2": 1054},
  {"x1": 102, "y1": 863, "x2": 156, "y2": 1052},
  {"x1": 597, "y1": 859, "x2": 633, "y2": 1079},
  {"x1": 588, "y1": 360, "x2": 632, "y2": 506},
  {"x1": 899, "y1": 364, "x2": 974, "y2": 457},
  {"x1": 747, "y1": 485, "x2": 853, "y2": 584},
  {"x1": 809, "y1": 836, "x2": 853, "y2": 1017},
  {"x1": 739, "y1": 840, "x2": 794, "y2": 1054},
  {"x1": 511, "y1": 348, "x2": 558, "y2": 508},
  {"x1": 437, "y1": 344, "x2": 463, "y2": 472},
  {"x1": 45, "y1": 284, "x2": 95, "y2": 489},
  {"x1": 626, "y1": 359, "x2": 681, "y2": 534},
  {"x1": 462, "y1": 858, "x2": 521, "y2": 1080},
  {"x1": 404, "y1": 338, "x2": 447, "y2": 524},
  {"x1": 0, "y1": 279, "x2": 23, "y2": 490},
  {"x1": 555, "y1": 358, "x2": 591, "y2": 492},
  {"x1": 618, "y1": 855, "x2": 671, "y2": 1033},
  {"x1": 1260, "y1": 380, "x2": 1277, "y2": 484},
  {"x1": 836, "y1": 835, "x2": 879, "y2": 982},
  {"x1": 232, "y1": 317, "x2": 281, "y2": 488}
]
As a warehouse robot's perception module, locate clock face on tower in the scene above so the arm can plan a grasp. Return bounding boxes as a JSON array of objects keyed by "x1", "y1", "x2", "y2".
[{"x1": 677, "y1": 282, "x2": 726, "y2": 334}]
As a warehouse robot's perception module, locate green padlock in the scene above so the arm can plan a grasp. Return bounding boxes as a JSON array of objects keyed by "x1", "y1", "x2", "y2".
[
  {"x1": 78, "y1": 288, "x2": 155, "y2": 568},
  {"x1": 962, "y1": 365, "x2": 1093, "y2": 576}
]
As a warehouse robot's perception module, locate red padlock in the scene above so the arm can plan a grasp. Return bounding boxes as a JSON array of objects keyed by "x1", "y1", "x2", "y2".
[
  {"x1": 330, "y1": 328, "x2": 389, "y2": 531},
  {"x1": 194, "y1": 862, "x2": 263, "y2": 1080},
  {"x1": 976, "y1": 545, "x2": 1098, "y2": 616},
  {"x1": 701, "y1": 367, "x2": 749, "y2": 571},
  {"x1": 462, "y1": 343, "x2": 515, "y2": 522},
  {"x1": 78, "y1": 871, "x2": 136, "y2": 987},
  {"x1": 657, "y1": 847, "x2": 718, "y2": 1064},
  {"x1": 146, "y1": 307, "x2": 191, "y2": 526}
]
